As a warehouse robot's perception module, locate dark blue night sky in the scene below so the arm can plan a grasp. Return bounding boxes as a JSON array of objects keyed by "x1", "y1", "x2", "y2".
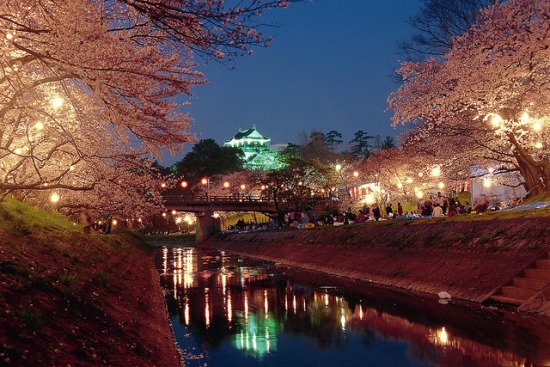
[{"x1": 167, "y1": 0, "x2": 423, "y2": 165}]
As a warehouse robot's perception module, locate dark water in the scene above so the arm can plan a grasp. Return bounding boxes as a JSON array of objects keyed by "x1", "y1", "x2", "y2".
[{"x1": 155, "y1": 246, "x2": 550, "y2": 367}]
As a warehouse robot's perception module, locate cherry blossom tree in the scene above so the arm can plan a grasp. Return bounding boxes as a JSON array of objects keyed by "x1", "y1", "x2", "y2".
[
  {"x1": 0, "y1": 0, "x2": 290, "y2": 219},
  {"x1": 263, "y1": 157, "x2": 333, "y2": 215},
  {"x1": 389, "y1": 0, "x2": 550, "y2": 196}
]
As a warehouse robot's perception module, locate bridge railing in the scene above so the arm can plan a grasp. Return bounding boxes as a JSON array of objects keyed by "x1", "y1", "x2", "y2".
[{"x1": 163, "y1": 194, "x2": 272, "y2": 204}]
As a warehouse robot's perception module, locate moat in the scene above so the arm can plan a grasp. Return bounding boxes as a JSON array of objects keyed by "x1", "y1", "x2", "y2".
[{"x1": 155, "y1": 245, "x2": 550, "y2": 366}]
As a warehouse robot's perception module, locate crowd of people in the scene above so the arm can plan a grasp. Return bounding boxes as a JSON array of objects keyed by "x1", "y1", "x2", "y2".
[
  {"x1": 277, "y1": 191, "x2": 521, "y2": 229},
  {"x1": 224, "y1": 192, "x2": 529, "y2": 233}
]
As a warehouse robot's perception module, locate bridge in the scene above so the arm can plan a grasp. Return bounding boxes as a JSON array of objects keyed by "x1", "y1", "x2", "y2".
[
  {"x1": 162, "y1": 194, "x2": 278, "y2": 242},
  {"x1": 163, "y1": 194, "x2": 277, "y2": 213}
]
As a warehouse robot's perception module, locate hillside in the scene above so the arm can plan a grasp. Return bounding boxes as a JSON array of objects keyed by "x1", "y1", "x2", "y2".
[{"x1": 0, "y1": 198, "x2": 180, "y2": 366}]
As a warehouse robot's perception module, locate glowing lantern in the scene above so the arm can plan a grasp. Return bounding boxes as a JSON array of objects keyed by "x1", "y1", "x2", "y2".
[
  {"x1": 365, "y1": 193, "x2": 375, "y2": 204},
  {"x1": 520, "y1": 111, "x2": 530, "y2": 123},
  {"x1": 51, "y1": 96, "x2": 64, "y2": 110},
  {"x1": 438, "y1": 327, "x2": 449, "y2": 345},
  {"x1": 489, "y1": 114, "x2": 503, "y2": 127},
  {"x1": 50, "y1": 193, "x2": 60, "y2": 203}
]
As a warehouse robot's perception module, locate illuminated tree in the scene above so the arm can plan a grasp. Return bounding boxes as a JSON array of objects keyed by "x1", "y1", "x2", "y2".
[
  {"x1": 207, "y1": 170, "x2": 267, "y2": 198},
  {"x1": 0, "y1": 0, "x2": 289, "y2": 215},
  {"x1": 263, "y1": 157, "x2": 333, "y2": 216},
  {"x1": 389, "y1": 0, "x2": 550, "y2": 196}
]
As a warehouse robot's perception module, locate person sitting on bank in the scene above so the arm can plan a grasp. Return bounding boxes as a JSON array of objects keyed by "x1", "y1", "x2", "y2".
[
  {"x1": 432, "y1": 203, "x2": 445, "y2": 218},
  {"x1": 385, "y1": 203, "x2": 393, "y2": 217},
  {"x1": 81, "y1": 209, "x2": 92, "y2": 234}
]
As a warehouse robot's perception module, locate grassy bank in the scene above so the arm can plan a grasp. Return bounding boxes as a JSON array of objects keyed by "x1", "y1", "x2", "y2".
[
  {"x1": 203, "y1": 204, "x2": 550, "y2": 314},
  {"x1": 0, "y1": 197, "x2": 180, "y2": 366}
]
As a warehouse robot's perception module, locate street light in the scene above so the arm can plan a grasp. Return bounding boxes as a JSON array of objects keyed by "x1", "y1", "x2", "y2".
[{"x1": 201, "y1": 177, "x2": 210, "y2": 199}]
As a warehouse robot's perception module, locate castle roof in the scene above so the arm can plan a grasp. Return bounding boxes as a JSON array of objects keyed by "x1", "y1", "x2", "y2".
[{"x1": 225, "y1": 124, "x2": 268, "y2": 142}]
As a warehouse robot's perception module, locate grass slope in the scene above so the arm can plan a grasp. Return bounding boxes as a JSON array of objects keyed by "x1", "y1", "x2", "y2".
[{"x1": 0, "y1": 197, "x2": 180, "y2": 366}]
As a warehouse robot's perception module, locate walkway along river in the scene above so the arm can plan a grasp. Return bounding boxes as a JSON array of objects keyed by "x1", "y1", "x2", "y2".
[{"x1": 155, "y1": 245, "x2": 550, "y2": 366}]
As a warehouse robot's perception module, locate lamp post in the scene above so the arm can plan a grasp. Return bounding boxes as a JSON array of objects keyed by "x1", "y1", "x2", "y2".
[{"x1": 201, "y1": 177, "x2": 210, "y2": 201}]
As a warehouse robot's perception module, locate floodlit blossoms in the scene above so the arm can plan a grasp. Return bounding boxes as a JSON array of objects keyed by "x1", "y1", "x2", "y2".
[
  {"x1": 0, "y1": 0, "x2": 289, "y2": 217},
  {"x1": 388, "y1": 0, "x2": 550, "y2": 195}
]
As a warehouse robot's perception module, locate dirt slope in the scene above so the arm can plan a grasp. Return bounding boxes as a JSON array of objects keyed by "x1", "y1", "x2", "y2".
[{"x1": 0, "y1": 230, "x2": 180, "y2": 366}]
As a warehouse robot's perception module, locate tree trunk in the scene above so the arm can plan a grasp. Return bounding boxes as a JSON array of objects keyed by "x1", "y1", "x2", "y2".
[{"x1": 514, "y1": 150, "x2": 549, "y2": 196}]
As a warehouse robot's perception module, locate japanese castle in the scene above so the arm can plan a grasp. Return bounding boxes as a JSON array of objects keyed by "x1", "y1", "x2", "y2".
[{"x1": 224, "y1": 125, "x2": 284, "y2": 170}]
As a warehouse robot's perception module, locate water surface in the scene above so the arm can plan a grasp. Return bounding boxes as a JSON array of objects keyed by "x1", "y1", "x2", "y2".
[{"x1": 155, "y1": 246, "x2": 550, "y2": 366}]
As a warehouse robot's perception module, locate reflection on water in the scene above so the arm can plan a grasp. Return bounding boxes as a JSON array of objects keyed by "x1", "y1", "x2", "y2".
[{"x1": 155, "y1": 246, "x2": 550, "y2": 367}]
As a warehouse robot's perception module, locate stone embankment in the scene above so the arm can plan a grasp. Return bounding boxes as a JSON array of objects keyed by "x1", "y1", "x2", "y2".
[{"x1": 202, "y1": 216, "x2": 550, "y2": 315}]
